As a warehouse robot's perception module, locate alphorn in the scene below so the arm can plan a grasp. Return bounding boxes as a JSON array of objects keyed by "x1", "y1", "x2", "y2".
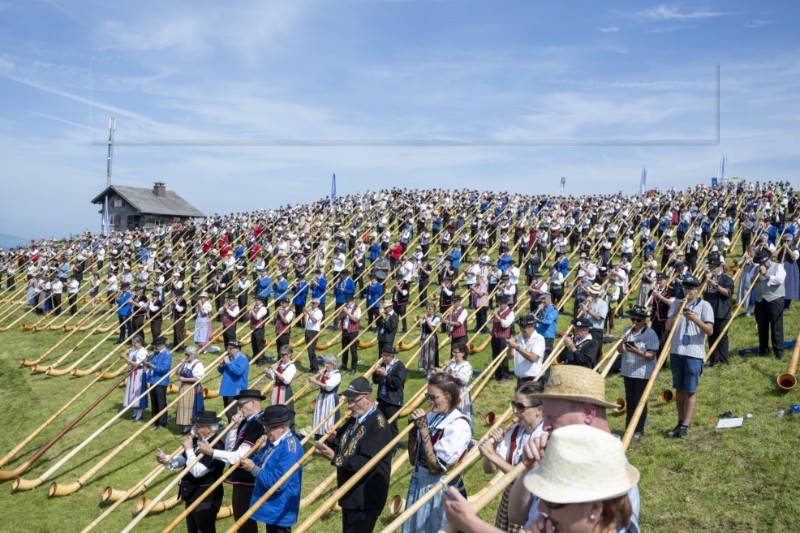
[
  {"x1": 0, "y1": 361, "x2": 126, "y2": 481},
  {"x1": 776, "y1": 330, "x2": 800, "y2": 391}
]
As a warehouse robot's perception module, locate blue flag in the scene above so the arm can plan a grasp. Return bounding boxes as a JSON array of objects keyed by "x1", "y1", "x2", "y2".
[
  {"x1": 717, "y1": 155, "x2": 727, "y2": 187},
  {"x1": 330, "y1": 173, "x2": 336, "y2": 205}
]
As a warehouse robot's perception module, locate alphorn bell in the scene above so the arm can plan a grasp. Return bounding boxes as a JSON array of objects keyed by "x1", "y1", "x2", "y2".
[
  {"x1": 614, "y1": 398, "x2": 626, "y2": 413},
  {"x1": 387, "y1": 495, "x2": 406, "y2": 515},
  {"x1": 660, "y1": 389, "x2": 675, "y2": 403},
  {"x1": 777, "y1": 331, "x2": 800, "y2": 391}
]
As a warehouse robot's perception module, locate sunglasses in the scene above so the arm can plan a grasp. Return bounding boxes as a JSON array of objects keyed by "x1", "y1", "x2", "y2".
[
  {"x1": 630, "y1": 318, "x2": 643, "y2": 323},
  {"x1": 236, "y1": 400, "x2": 254, "y2": 409},
  {"x1": 426, "y1": 393, "x2": 445, "y2": 402},
  {"x1": 540, "y1": 498, "x2": 571, "y2": 510},
  {"x1": 510, "y1": 401, "x2": 537, "y2": 412}
]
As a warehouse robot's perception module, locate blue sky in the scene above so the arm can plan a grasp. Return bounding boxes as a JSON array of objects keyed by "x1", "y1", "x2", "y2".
[{"x1": 0, "y1": 0, "x2": 797, "y2": 239}]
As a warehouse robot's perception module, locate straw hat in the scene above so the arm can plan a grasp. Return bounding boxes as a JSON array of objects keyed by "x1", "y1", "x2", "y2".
[
  {"x1": 530, "y1": 365, "x2": 617, "y2": 409},
  {"x1": 523, "y1": 425, "x2": 639, "y2": 504}
]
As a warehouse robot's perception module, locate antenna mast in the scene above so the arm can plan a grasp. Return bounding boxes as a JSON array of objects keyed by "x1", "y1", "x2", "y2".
[{"x1": 106, "y1": 117, "x2": 116, "y2": 187}]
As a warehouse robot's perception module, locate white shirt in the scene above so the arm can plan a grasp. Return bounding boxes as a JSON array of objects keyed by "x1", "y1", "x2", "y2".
[
  {"x1": 305, "y1": 307, "x2": 323, "y2": 331},
  {"x1": 512, "y1": 331, "x2": 546, "y2": 378}
]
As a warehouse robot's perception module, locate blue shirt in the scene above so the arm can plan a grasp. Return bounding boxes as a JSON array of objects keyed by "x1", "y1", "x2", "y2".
[
  {"x1": 146, "y1": 349, "x2": 172, "y2": 386},
  {"x1": 273, "y1": 278, "x2": 289, "y2": 301},
  {"x1": 535, "y1": 304, "x2": 559, "y2": 339},
  {"x1": 250, "y1": 431, "x2": 304, "y2": 527},
  {"x1": 310, "y1": 277, "x2": 327, "y2": 303},
  {"x1": 366, "y1": 282, "x2": 384, "y2": 309},
  {"x1": 256, "y1": 276, "x2": 272, "y2": 299},
  {"x1": 449, "y1": 249, "x2": 461, "y2": 270},
  {"x1": 218, "y1": 353, "x2": 249, "y2": 396},
  {"x1": 117, "y1": 291, "x2": 132, "y2": 316},
  {"x1": 292, "y1": 280, "x2": 308, "y2": 306}
]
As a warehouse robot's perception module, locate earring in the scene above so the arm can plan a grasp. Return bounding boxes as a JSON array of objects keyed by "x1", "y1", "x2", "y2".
[{"x1": 588, "y1": 513, "x2": 595, "y2": 523}]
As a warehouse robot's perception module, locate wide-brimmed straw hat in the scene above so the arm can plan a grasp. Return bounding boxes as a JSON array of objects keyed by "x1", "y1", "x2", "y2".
[
  {"x1": 530, "y1": 365, "x2": 617, "y2": 409},
  {"x1": 523, "y1": 425, "x2": 639, "y2": 504}
]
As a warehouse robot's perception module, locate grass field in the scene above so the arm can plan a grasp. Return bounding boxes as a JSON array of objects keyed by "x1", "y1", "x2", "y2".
[{"x1": 0, "y1": 280, "x2": 798, "y2": 532}]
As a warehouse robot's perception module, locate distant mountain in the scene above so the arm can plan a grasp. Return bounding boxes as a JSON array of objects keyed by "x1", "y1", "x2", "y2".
[{"x1": 0, "y1": 233, "x2": 30, "y2": 250}]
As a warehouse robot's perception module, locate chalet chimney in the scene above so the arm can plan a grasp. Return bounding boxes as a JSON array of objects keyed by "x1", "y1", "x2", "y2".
[{"x1": 153, "y1": 182, "x2": 166, "y2": 198}]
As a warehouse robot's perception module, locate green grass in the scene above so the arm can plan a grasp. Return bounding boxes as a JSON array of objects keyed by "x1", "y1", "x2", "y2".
[{"x1": 0, "y1": 291, "x2": 798, "y2": 532}]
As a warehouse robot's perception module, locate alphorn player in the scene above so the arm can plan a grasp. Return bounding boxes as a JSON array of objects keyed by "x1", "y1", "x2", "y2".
[
  {"x1": 665, "y1": 274, "x2": 713, "y2": 439},
  {"x1": 157, "y1": 410, "x2": 226, "y2": 533},
  {"x1": 442, "y1": 365, "x2": 641, "y2": 533},
  {"x1": 198, "y1": 389, "x2": 265, "y2": 533},
  {"x1": 314, "y1": 377, "x2": 393, "y2": 533},
  {"x1": 478, "y1": 380, "x2": 545, "y2": 532},
  {"x1": 240, "y1": 405, "x2": 303, "y2": 533}
]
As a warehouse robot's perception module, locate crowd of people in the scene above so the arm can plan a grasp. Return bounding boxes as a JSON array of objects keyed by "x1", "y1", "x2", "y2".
[{"x1": 2, "y1": 179, "x2": 798, "y2": 532}]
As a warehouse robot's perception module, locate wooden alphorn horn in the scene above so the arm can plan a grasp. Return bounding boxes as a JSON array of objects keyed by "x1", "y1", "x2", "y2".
[{"x1": 777, "y1": 331, "x2": 800, "y2": 391}]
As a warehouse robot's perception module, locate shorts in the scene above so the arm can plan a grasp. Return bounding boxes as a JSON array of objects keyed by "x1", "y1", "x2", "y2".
[{"x1": 670, "y1": 354, "x2": 704, "y2": 393}]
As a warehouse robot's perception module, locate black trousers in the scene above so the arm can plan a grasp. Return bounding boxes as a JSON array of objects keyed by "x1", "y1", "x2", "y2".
[
  {"x1": 652, "y1": 320, "x2": 667, "y2": 350},
  {"x1": 342, "y1": 332, "x2": 359, "y2": 370},
  {"x1": 232, "y1": 485, "x2": 258, "y2": 533},
  {"x1": 341, "y1": 508, "x2": 381, "y2": 533},
  {"x1": 305, "y1": 329, "x2": 319, "y2": 371},
  {"x1": 150, "y1": 385, "x2": 168, "y2": 427},
  {"x1": 222, "y1": 396, "x2": 235, "y2": 422},
  {"x1": 624, "y1": 376, "x2": 648, "y2": 433},
  {"x1": 132, "y1": 315, "x2": 145, "y2": 339},
  {"x1": 185, "y1": 500, "x2": 219, "y2": 533},
  {"x1": 151, "y1": 320, "x2": 163, "y2": 341},
  {"x1": 492, "y1": 337, "x2": 509, "y2": 380},
  {"x1": 266, "y1": 525, "x2": 291, "y2": 533},
  {"x1": 707, "y1": 317, "x2": 730, "y2": 365},
  {"x1": 377, "y1": 400, "x2": 401, "y2": 437},
  {"x1": 173, "y1": 318, "x2": 186, "y2": 349},
  {"x1": 52, "y1": 293, "x2": 62, "y2": 315},
  {"x1": 222, "y1": 326, "x2": 237, "y2": 347},
  {"x1": 251, "y1": 328, "x2": 265, "y2": 359},
  {"x1": 118, "y1": 315, "x2": 132, "y2": 342},
  {"x1": 393, "y1": 303, "x2": 408, "y2": 331},
  {"x1": 68, "y1": 293, "x2": 78, "y2": 315},
  {"x1": 755, "y1": 298, "x2": 784, "y2": 357}
]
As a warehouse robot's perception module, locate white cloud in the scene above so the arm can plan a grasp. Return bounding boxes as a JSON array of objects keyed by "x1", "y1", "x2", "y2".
[
  {"x1": 632, "y1": 4, "x2": 727, "y2": 22},
  {"x1": 599, "y1": 26, "x2": 619, "y2": 33}
]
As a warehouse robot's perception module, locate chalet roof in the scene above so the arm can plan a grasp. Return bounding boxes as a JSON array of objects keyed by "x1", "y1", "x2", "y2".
[{"x1": 91, "y1": 185, "x2": 204, "y2": 218}]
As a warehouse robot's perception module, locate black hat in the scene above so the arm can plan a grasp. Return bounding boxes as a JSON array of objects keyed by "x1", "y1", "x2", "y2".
[
  {"x1": 655, "y1": 271, "x2": 668, "y2": 280},
  {"x1": 681, "y1": 274, "x2": 701, "y2": 287},
  {"x1": 342, "y1": 377, "x2": 372, "y2": 399},
  {"x1": 254, "y1": 295, "x2": 265, "y2": 301},
  {"x1": 152, "y1": 336, "x2": 167, "y2": 345},
  {"x1": 572, "y1": 317, "x2": 592, "y2": 328},
  {"x1": 381, "y1": 346, "x2": 398, "y2": 356},
  {"x1": 121, "y1": 282, "x2": 131, "y2": 288},
  {"x1": 518, "y1": 314, "x2": 538, "y2": 327},
  {"x1": 278, "y1": 297, "x2": 289, "y2": 304},
  {"x1": 496, "y1": 294, "x2": 509, "y2": 304},
  {"x1": 754, "y1": 249, "x2": 771, "y2": 264},
  {"x1": 345, "y1": 293, "x2": 355, "y2": 301},
  {"x1": 707, "y1": 257, "x2": 722, "y2": 267},
  {"x1": 192, "y1": 410, "x2": 222, "y2": 425},
  {"x1": 629, "y1": 305, "x2": 651, "y2": 319},
  {"x1": 227, "y1": 340, "x2": 242, "y2": 349},
  {"x1": 259, "y1": 404, "x2": 294, "y2": 427},
  {"x1": 234, "y1": 388, "x2": 266, "y2": 401},
  {"x1": 174, "y1": 288, "x2": 185, "y2": 295},
  {"x1": 151, "y1": 290, "x2": 160, "y2": 296}
]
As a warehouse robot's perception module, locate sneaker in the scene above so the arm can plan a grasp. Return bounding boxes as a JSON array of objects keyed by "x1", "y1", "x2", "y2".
[
  {"x1": 633, "y1": 432, "x2": 643, "y2": 441},
  {"x1": 678, "y1": 425, "x2": 690, "y2": 438},
  {"x1": 666, "y1": 422, "x2": 683, "y2": 438}
]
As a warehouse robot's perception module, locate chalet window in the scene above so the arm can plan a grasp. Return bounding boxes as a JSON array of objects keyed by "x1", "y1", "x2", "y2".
[{"x1": 111, "y1": 199, "x2": 125, "y2": 208}]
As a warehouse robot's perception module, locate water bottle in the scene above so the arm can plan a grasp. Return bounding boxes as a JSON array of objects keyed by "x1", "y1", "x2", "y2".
[{"x1": 778, "y1": 410, "x2": 786, "y2": 418}]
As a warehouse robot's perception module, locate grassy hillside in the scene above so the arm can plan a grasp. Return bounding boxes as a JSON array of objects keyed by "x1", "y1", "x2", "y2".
[{"x1": 0, "y1": 275, "x2": 798, "y2": 532}]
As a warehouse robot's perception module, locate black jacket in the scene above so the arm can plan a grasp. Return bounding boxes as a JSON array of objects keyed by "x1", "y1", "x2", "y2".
[
  {"x1": 377, "y1": 312, "x2": 399, "y2": 345},
  {"x1": 330, "y1": 409, "x2": 393, "y2": 510},
  {"x1": 372, "y1": 359, "x2": 407, "y2": 406}
]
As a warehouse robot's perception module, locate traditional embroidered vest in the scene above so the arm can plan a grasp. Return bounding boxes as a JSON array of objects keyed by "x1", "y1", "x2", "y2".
[
  {"x1": 492, "y1": 307, "x2": 512, "y2": 338},
  {"x1": 250, "y1": 305, "x2": 265, "y2": 329},
  {"x1": 450, "y1": 306, "x2": 466, "y2": 338},
  {"x1": 276, "y1": 311, "x2": 291, "y2": 335},
  {"x1": 341, "y1": 305, "x2": 360, "y2": 333}
]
